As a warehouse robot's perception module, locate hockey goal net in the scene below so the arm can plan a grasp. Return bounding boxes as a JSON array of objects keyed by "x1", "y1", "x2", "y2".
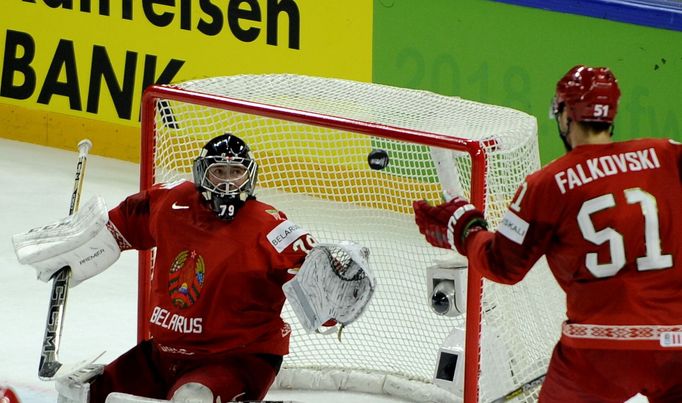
[{"x1": 139, "y1": 74, "x2": 565, "y2": 403}]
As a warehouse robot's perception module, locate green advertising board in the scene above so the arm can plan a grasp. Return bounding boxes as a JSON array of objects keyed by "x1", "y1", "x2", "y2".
[{"x1": 373, "y1": 0, "x2": 682, "y2": 163}]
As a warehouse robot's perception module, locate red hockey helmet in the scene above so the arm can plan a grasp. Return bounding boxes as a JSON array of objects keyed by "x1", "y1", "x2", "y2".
[{"x1": 551, "y1": 65, "x2": 621, "y2": 124}]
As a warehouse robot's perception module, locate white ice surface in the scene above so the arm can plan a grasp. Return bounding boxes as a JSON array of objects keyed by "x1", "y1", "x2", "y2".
[{"x1": 0, "y1": 138, "x2": 646, "y2": 403}]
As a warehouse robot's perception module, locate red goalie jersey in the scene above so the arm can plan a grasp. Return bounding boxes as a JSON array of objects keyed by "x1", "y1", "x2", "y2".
[
  {"x1": 467, "y1": 138, "x2": 682, "y2": 350},
  {"x1": 108, "y1": 180, "x2": 314, "y2": 356}
]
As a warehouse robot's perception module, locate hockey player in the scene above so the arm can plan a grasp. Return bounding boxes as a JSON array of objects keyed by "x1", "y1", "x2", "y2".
[
  {"x1": 13, "y1": 134, "x2": 374, "y2": 403},
  {"x1": 413, "y1": 65, "x2": 682, "y2": 401}
]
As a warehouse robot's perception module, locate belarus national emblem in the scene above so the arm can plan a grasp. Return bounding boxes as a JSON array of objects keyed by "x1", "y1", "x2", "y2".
[{"x1": 168, "y1": 250, "x2": 205, "y2": 308}]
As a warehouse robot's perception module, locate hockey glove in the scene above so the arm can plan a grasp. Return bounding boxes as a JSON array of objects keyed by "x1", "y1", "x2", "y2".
[
  {"x1": 283, "y1": 241, "x2": 375, "y2": 335},
  {"x1": 12, "y1": 196, "x2": 126, "y2": 287},
  {"x1": 413, "y1": 197, "x2": 488, "y2": 256}
]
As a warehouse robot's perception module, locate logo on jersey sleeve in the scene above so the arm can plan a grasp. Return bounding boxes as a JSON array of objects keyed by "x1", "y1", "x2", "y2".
[
  {"x1": 267, "y1": 220, "x2": 308, "y2": 253},
  {"x1": 498, "y1": 210, "x2": 529, "y2": 245},
  {"x1": 266, "y1": 209, "x2": 285, "y2": 221},
  {"x1": 161, "y1": 180, "x2": 186, "y2": 190},
  {"x1": 281, "y1": 323, "x2": 292, "y2": 337},
  {"x1": 168, "y1": 250, "x2": 205, "y2": 308}
]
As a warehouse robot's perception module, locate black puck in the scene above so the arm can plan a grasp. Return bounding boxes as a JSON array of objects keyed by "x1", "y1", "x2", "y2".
[{"x1": 367, "y1": 149, "x2": 389, "y2": 170}]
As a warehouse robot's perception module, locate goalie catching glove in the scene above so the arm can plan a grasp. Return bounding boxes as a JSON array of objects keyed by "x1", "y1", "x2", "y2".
[
  {"x1": 283, "y1": 241, "x2": 375, "y2": 334},
  {"x1": 12, "y1": 196, "x2": 126, "y2": 287},
  {"x1": 413, "y1": 197, "x2": 488, "y2": 255}
]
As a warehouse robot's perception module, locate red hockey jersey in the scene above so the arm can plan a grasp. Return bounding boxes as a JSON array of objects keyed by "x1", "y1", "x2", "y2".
[
  {"x1": 467, "y1": 138, "x2": 682, "y2": 349},
  {"x1": 108, "y1": 180, "x2": 314, "y2": 356}
]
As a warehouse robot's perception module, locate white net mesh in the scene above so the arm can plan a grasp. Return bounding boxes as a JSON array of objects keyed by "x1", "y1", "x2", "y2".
[{"x1": 142, "y1": 74, "x2": 566, "y2": 402}]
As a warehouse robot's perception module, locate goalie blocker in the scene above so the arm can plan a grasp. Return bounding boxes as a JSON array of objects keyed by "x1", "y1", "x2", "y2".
[
  {"x1": 283, "y1": 241, "x2": 376, "y2": 334},
  {"x1": 12, "y1": 196, "x2": 127, "y2": 287}
]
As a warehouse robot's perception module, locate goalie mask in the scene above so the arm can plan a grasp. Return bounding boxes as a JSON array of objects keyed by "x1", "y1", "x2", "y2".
[{"x1": 192, "y1": 134, "x2": 258, "y2": 220}]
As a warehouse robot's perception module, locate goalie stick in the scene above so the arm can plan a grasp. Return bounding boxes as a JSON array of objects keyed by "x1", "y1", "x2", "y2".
[
  {"x1": 38, "y1": 139, "x2": 94, "y2": 380},
  {"x1": 490, "y1": 373, "x2": 546, "y2": 403}
]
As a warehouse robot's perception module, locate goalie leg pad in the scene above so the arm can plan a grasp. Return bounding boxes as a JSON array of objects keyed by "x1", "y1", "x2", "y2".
[
  {"x1": 283, "y1": 241, "x2": 375, "y2": 332},
  {"x1": 104, "y1": 383, "x2": 213, "y2": 403},
  {"x1": 56, "y1": 364, "x2": 104, "y2": 403},
  {"x1": 105, "y1": 393, "x2": 169, "y2": 403},
  {"x1": 12, "y1": 195, "x2": 125, "y2": 287},
  {"x1": 170, "y1": 382, "x2": 214, "y2": 402}
]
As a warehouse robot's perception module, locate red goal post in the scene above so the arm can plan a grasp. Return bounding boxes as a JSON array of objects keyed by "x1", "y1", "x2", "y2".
[{"x1": 138, "y1": 74, "x2": 565, "y2": 403}]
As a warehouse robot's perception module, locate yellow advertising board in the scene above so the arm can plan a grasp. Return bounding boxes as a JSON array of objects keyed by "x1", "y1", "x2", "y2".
[{"x1": 1, "y1": 0, "x2": 372, "y2": 159}]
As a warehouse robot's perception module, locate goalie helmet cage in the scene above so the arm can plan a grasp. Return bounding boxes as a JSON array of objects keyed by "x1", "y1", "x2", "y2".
[{"x1": 138, "y1": 75, "x2": 565, "y2": 403}]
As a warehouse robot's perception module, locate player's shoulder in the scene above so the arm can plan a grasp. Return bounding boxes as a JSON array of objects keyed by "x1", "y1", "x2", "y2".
[
  {"x1": 146, "y1": 180, "x2": 197, "y2": 207},
  {"x1": 532, "y1": 137, "x2": 674, "y2": 174},
  {"x1": 241, "y1": 199, "x2": 312, "y2": 250},
  {"x1": 621, "y1": 137, "x2": 678, "y2": 149},
  {"x1": 146, "y1": 179, "x2": 195, "y2": 199},
  {"x1": 150, "y1": 179, "x2": 193, "y2": 192},
  {"x1": 522, "y1": 151, "x2": 585, "y2": 197},
  {"x1": 618, "y1": 137, "x2": 681, "y2": 163},
  {"x1": 525, "y1": 156, "x2": 564, "y2": 187},
  {"x1": 242, "y1": 198, "x2": 290, "y2": 224},
  {"x1": 652, "y1": 137, "x2": 681, "y2": 154},
  {"x1": 246, "y1": 201, "x2": 313, "y2": 254}
]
